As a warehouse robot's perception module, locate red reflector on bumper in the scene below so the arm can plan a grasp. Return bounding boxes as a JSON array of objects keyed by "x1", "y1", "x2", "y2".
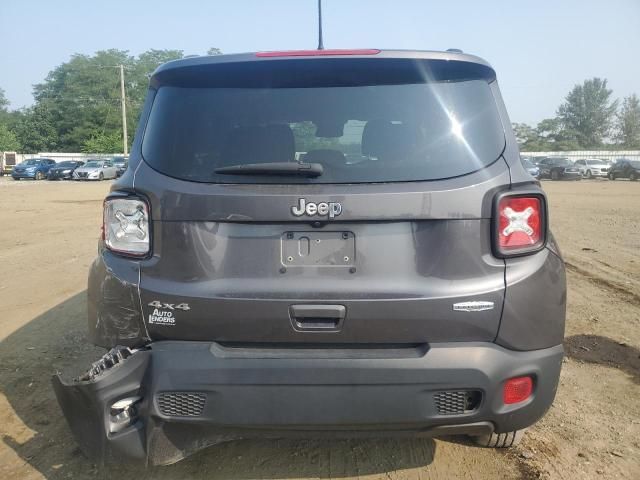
[{"x1": 503, "y1": 376, "x2": 533, "y2": 404}]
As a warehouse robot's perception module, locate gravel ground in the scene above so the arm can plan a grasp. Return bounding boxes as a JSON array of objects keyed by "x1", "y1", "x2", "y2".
[{"x1": 0, "y1": 176, "x2": 638, "y2": 479}]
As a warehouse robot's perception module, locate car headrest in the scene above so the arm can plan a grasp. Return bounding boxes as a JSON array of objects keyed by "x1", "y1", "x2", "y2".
[
  {"x1": 304, "y1": 149, "x2": 346, "y2": 166},
  {"x1": 361, "y1": 120, "x2": 414, "y2": 160},
  {"x1": 222, "y1": 124, "x2": 295, "y2": 165}
]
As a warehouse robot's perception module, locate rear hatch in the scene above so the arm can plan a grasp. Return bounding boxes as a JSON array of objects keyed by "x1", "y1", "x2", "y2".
[{"x1": 134, "y1": 52, "x2": 509, "y2": 345}]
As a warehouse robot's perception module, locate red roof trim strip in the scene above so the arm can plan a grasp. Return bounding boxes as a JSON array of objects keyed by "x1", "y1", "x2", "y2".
[{"x1": 256, "y1": 49, "x2": 381, "y2": 57}]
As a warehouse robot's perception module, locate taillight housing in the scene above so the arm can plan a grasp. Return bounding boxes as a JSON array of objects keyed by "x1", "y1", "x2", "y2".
[
  {"x1": 103, "y1": 196, "x2": 150, "y2": 257},
  {"x1": 493, "y1": 193, "x2": 547, "y2": 258}
]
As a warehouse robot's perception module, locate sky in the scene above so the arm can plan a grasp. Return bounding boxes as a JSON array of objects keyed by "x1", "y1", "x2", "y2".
[{"x1": 1, "y1": 0, "x2": 639, "y2": 125}]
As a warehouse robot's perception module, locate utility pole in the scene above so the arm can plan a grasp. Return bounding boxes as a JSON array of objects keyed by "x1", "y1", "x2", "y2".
[{"x1": 119, "y1": 65, "x2": 128, "y2": 156}]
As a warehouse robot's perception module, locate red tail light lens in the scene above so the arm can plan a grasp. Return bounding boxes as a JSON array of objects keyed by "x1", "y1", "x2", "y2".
[
  {"x1": 255, "y1": 49, "x2": 381, "y2": 57},
  {"x1": 495, "y1": 194, "x2": 546, "y2": 257},
  {"x1": 503, "y1": 376, "x2": 533, "y2": 404}
]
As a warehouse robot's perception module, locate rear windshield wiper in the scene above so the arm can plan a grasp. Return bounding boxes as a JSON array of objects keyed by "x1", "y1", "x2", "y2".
[{"x1": 214, "y1": 162, "x2": 323, "y2": 177}]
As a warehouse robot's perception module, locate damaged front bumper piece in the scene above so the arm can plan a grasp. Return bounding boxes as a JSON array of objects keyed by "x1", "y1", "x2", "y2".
[{"x1": 52, "y1": 341, "x2": 563, "y2": 466}]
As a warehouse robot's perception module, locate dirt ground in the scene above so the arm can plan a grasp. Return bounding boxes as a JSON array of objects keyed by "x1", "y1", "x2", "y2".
[{"x1": 0, "y1": 176, "x2": 638, "y2": 480}]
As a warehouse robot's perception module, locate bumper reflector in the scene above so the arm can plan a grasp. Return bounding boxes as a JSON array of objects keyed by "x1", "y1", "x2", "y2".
[{"x1": 503, "y1": 376, "x2": 533, "y2": 404}]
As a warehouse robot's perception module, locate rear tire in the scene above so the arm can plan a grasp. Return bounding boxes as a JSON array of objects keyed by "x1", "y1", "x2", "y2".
[
  {"x1": 551, "y1": 170, "x2": 560, "y2": 181},
  {"x1": 474, "y1": 429, "x2": 525, "y2": 448},
  {"x1": 608, "y1": 172, "x2": 616, "y2": 180},
  {"x1": 630, "y1": 171, "x2": 638, "y2": 181},
  {"x1": 35, "y1": 171, "x2": 44, "y2": 180}
]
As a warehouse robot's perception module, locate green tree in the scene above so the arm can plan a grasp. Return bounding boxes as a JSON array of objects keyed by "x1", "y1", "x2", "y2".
[
  {"x1": 128, "y1": 49, "x2": 184, "y2": 128},
  {"x1": 207, "y1": 47, "x2": 223, "y2": 56},
  {"x1": 535, "y1": 118, "x2": 580, "y2": 151},
  {"x1": 13, "y1": 105, "x2": 58, "y2": 152},
  {"x1": 32, "y1": 50, "x2": 133, "y2": 151},
  {"x1": 29, "y1": 48, "x2": 195, "y2": 152},
  {"x1": 557, "y1": 78, "x2": 618, "y2": 148},
  {"x1": 82, "y1": 130, "x2": 123, "y2": 153},
  {"x1": 616, "y1": 94, "x2": 640, "y2": 148},
  {"x1": 512, "y1": 122, "x2": 539, "y2": 150},
  {"x1": 4, "y1": 48, "x2": 219, "y2": 153},
  {"x1": 0, "y1": 87, "x2": 9, "y2": 112},
  {"x1": 0, "y1": 123, "x2": 20, "y2": 151},
  {"x1": 0, "y1": 88, "x2": 16, "y2": 130}
]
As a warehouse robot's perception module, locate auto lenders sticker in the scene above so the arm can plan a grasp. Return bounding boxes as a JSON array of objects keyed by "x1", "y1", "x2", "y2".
[{"x1": 147, "y1": 301, "x2": 190, "y2": 326}]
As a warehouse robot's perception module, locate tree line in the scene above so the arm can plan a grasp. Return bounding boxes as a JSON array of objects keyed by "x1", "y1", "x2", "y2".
[
  {"x1": 1, "y1": 52, "x2": 639, "y2": 154},
  {"x1": 0, "y1": 48, "x2": 221, "y2": 154},
  {"x1": 513, "y1": 78, "x2": 640, "y2": 151}
]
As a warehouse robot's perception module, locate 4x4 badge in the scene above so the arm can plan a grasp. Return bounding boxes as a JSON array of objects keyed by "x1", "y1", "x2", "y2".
[
  {"x1": 291, "y1": 198, "x2": 342, "y2": 219},
  {"x1": 453, "y1": 301, "x2": 495, "y2": 312}
]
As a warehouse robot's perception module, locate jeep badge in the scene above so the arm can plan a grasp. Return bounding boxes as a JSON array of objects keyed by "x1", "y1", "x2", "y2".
[{"x1": 291, "y1": 198, "x2": 342, "y2": 219}]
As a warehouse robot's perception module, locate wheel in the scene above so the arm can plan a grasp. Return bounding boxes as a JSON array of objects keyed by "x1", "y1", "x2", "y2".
[
  {"x1": 474, "y1": 429, "x2": 525, "y2": 448},
  {"x1": 13, "y1": 177, "x2": 20, "y2": 181},
  {"x1": 35, "y1": 171, "x2": 44, "y2": 180},
  {"x1": 551, "y1": 170, "x2": 560, "y2": 181},
  {"x1": 98, "y1": 172, "x2": 104, "y2": 181},
  {"x1": 630, "y1": 171, "x2": 638, "y2": 181},
  {"x1": 586, "y1": 170, "x2": 592, "y2": 179},
  {"x1": 608, "y1": 172, "x2": 615, "y2": 180}
]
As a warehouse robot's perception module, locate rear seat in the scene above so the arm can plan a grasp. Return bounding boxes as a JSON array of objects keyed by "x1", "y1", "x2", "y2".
[{"x1": 221, "y1": 124, "x2": 295, "y2": 166}]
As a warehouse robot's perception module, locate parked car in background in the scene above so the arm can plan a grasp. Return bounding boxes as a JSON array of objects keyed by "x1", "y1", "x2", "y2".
[
  {"x1": 574, "y1": 158, "x2": 609, "y2": 178},
  {"x1": 47, "y1": 161, "x2": 85, "y2": 180},
  {"x1": 111, "y1": 156, "x2": 128, "y2": 177},
  {"x1": 521, "y1": 158, "x2": 540, "y2": 178},
  {"x1": 608, "y1": 158, "x2": 640, "y2": 181},
  {"x1": 11, "y1": 158, "x2": 56, "y2": 180},
  {"x1": 72, "y1": 159, "x2": 118, "y2": 181},
  {"x1": 537, "y1": 157, "x2": 581, "y2": 180}
]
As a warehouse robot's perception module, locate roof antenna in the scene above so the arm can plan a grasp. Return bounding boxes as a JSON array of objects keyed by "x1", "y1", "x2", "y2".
[{"x1": 317, "y1": 0, "x2": 324, "y2": 50}]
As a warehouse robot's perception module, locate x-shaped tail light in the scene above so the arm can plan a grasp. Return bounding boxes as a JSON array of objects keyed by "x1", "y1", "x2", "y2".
[
  {"x1": 496, "y1": 195, "x2": 544, "y2": 257},
  {"x1": 114, "y1": 208, "x2": 147, "y2": 240},
  {"x1": 502, "y1": 206, "x2": 534, "y2": 237}
]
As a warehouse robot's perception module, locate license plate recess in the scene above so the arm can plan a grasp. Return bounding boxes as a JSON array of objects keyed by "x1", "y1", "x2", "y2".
[{"x1": 281, "y1": 231, "x2": 355, "y2": 267}]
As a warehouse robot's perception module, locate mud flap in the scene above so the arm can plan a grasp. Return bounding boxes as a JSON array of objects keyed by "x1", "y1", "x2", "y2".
[{"x1": 52, "y1": 347, "x2": 151, "y2": 465}]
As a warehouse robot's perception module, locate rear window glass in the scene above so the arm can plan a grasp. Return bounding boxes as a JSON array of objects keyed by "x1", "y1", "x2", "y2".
[{"x1": 142, "y1": 80, "x2": 505, "y2": 183}]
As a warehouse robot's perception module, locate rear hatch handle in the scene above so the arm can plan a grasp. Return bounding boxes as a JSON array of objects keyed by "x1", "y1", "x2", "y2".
[{"x1": 289, "y1": 304, "x2": 346, "y2": 332}]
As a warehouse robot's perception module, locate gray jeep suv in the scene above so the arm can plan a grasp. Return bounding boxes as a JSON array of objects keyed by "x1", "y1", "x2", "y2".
[{"x1": 53, "y1": 49, "x2": 566, "y2": 466}]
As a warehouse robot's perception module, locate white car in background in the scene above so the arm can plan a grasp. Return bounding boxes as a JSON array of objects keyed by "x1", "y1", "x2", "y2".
[
  {"x1": 573, "y1": 158, "x2": 610, "y2": 178},
  {"x1": 72, "y1": 160, "x2": 118, "y2": 181}
]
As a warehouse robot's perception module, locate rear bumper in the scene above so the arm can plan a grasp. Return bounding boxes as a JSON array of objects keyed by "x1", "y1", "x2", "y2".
[{"x1": 53, "y1": 341, "x2": 563, "y2": 466}]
